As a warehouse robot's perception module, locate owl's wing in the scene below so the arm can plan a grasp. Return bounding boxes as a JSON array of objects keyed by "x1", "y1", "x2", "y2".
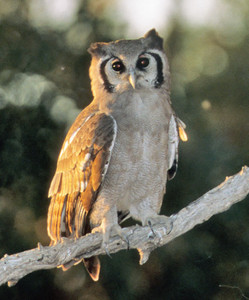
[
  {"x1": 167, "y1": 115, "x2": 188, "y2": 180},
  {"x1": 167, "y1": 115, "x2": 180, "y2": 180},
  {"x1": 47, "y1": 112, "x2": 117, "y2": 242},
  {"x1": 177, "y1": 117, "x2": 188, "y2": 142}
]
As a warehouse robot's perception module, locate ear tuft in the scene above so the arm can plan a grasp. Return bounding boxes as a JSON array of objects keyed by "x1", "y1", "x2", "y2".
[
  {"x1": 144, "y1": 29, "x2": 163, "y2": 50},
  {"x1": 144, "y1": 29, "x2": 158, "y2": 38},
  {"x1": 88, "y1": 42, "x2": 107, "y2": 57}
]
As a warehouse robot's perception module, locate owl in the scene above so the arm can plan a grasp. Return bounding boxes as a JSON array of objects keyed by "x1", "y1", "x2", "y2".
[{"x1": 47, "y1": 29, "x2": 187, "y2": 281}]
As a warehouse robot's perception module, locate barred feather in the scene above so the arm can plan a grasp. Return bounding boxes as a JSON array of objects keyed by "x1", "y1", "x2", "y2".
[{"x1": 47, "y1": 105, "x2": 117, "y2": 281}]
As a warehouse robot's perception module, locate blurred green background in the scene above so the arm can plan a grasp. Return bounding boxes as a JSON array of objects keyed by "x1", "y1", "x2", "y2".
[{"x1": 0, "y1": 0, "x2": 248, "y2": 299}]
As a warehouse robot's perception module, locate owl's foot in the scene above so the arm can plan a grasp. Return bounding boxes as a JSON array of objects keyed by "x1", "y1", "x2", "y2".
[
  {"x1": 144, "y1": 215, "x2": 173, "y2": 236},
  {"x1": 92, "y1": 223, "x2": 129, "y2": 255}
]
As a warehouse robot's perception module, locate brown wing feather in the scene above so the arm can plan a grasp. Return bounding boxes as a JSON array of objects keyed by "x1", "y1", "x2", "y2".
[{"x1": 47, "y1": 109, "x2": 117, "y2": 243}]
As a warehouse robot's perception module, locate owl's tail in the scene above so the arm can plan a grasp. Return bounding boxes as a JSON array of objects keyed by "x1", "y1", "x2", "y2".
[
  {"x1": 61, "y1": 256, "x2": 100, "y2": 281},
  {"x1": 83, "y1": 257, "x2": 101, "y2": 281}
]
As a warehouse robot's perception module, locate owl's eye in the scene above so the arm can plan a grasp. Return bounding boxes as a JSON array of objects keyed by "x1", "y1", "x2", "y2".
[
  {"x1": 137, "y1": 57, "x2": 149, "y2": 70},
  {"x1": 112, "y1": 61, "x2": 125, "y2": 72}
]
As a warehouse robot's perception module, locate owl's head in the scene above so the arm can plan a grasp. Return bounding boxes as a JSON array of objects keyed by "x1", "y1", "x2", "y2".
[{"x1": 88, "y1": 29, "x2": 170, "y2": 98}]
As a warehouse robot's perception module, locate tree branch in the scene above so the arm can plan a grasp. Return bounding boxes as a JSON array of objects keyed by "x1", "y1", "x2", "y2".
[{"x1": 1, "y1": 166, "x2": 248, "y2": 287}]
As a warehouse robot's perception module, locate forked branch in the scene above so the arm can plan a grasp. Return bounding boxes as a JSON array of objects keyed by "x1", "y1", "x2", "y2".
[{"x1": 0, "y1": 166, "x2": 248, "y2": 287}]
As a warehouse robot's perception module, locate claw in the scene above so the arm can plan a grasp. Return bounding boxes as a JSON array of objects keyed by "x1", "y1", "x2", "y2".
[
  {"x1": 145, "y1": 215, "x2": 173, "y2": 236},
  {"x1": 92, "y1": 223, "x2": 129, "y2": 254},
  {"x1": 166, "y1": 218, "x2": 173, "y2": 234},
  {"x1": 147, "y1": 220, "x2": 156, "y2": 237},
  {"x1": 125, "y1": 236, "x2": 130, "y2": 250},
  {"x1": 103, "y1": 243, "x2": 112, "y2": 258},
  {"x1": 116, "y1": 227, "x2": 130, "y2": 249}
]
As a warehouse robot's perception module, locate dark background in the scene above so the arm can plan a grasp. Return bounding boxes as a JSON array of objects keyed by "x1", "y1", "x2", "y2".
[{"x1": 0, "y1": 0, "x2": 248, "y2": 299}]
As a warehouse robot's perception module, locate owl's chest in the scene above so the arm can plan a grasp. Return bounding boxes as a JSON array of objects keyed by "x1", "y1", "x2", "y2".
[
  {"x1": 113, "y1": 93, "x2": 169, "y2": 157},
  {"x1": 112, "y1": 92, "x2": 170, "y2": 160},
  {"x1": 112, "y1": 91, "x2": 169, "y2": 131},
  {"x1": 113, "y1": 113, "x2": 168, "y2": 175},
  {"x1": 104, "y1": 94, "x2": 170, "y2": 205},
  {"x1": 108, "y1": 126, "x2": 168, "y2": 211}
]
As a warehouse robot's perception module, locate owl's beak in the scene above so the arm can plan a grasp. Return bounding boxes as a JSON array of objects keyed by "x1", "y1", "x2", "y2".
[{"x1": 128, "y1": 69, "x2": 136, "y2": 89}]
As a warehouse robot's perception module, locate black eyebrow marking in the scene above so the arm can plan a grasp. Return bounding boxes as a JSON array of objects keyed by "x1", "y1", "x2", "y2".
[
  {"x1": 100, "y1": 58, "x2": 114, "y2": 93},
  {"x1": 147, "y1": 52, "x2": 164, "y2": 88}
]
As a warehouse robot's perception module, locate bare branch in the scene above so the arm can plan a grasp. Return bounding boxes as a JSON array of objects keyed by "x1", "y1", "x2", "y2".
[{"x1": 0, "y1": 166, "x2": 248, "y2": 287}]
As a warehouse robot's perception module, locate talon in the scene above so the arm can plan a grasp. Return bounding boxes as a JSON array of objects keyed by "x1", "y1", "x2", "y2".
[
  {"x1": 144, "y1": 215, "x2": 174, "y2": 237},
  {"x1": 148, "y1": 220, "x2": 156, "y2": 237},
  {"x1": 120, "y1": 233, "x2": 130, "y2": 250},
  {"x1": 119, "y1": 230, "x2": 130, "y2": 249},
  {"x1": 126, "y1": 236, "x2": 130, "y2": 250},
  {"x1": 103, "y1": 243, "x2": 112, "y2": 258},
  {"x1": 166, "y1": 219, "x2": 173, "y2": 234},
  {"x1": 92, "y1": 222, "x2": 129, "y2": 255},
  {"x1": 110, "y1": 224, "x2": 129, "y2": 249}
]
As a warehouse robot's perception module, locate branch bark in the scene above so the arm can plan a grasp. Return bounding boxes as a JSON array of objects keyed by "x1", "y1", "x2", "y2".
[{"x1": 0, "y1": 166, "x2": 248, "y2": 287}]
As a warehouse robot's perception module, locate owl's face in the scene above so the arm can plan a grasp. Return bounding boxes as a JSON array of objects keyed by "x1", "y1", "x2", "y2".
[{"x1": 88, "y1": 29, "x2": 170, "y2": 98}]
